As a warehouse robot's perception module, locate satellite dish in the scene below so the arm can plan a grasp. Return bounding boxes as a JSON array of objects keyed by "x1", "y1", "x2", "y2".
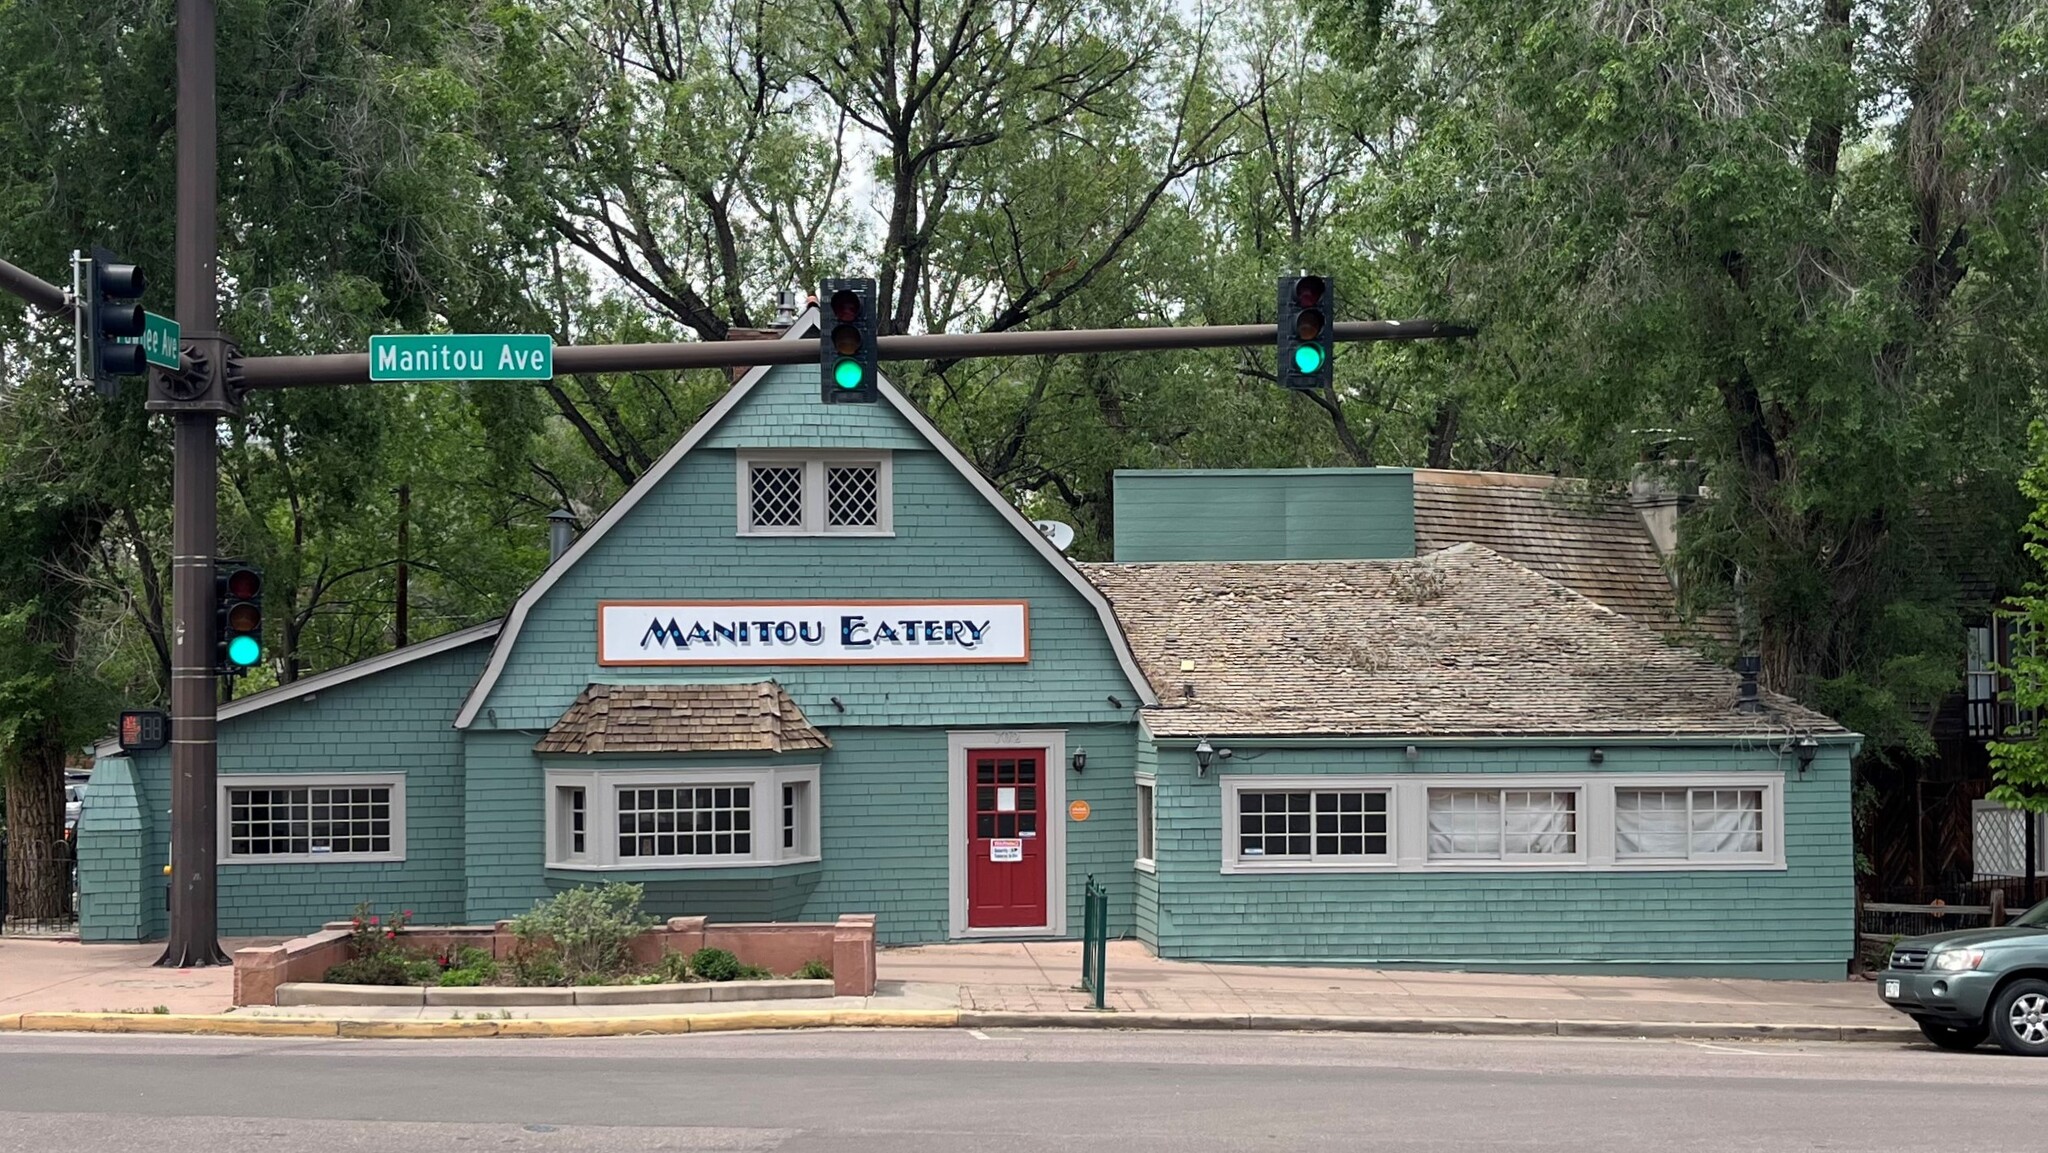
[{"x1": 1032, "y1": 520, "x2": 1076, "y2": 551}]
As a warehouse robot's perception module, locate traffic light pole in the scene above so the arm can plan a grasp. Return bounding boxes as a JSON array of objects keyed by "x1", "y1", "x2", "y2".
[
  {"x1": 159, "y1": 0, "x2": 228, "y2": 967},
  {"x1": 237, "y1": 319, "x2": 1474, "y2": 390},
  {"x1": 2, "y1": 0, "x2": 1472, "y2": 970}
]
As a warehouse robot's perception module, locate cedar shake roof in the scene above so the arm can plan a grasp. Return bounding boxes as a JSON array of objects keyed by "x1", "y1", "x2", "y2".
[
  {"x1": 1078, "y1": 544, "x2": 1847, "y2": 739},
  {"x1": 535, "y1": 682, "x2": 831, "y2": 755},
  {"x1": 1412, "y1": 469, "x2": 1694, "y2": 637}
]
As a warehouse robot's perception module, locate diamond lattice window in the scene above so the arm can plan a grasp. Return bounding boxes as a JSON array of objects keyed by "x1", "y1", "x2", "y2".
[
  {"x1": 749, "y1": 465, "x2": 804, "y2": 529},
  {"x1": 827, "y1": 465, "x2": 880, "y2": 528}
]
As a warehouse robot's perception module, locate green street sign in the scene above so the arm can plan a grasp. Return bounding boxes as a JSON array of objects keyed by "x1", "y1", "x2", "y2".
[
  {"x1": 369, "y1": 334, "x2": 554, "y2": 382},
  {"x1": 132, "y1": 311, "x2": 180, "y2": 370}
]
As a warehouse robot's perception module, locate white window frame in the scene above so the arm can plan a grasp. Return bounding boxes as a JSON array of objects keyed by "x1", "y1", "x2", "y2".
[
  {"x1": 1222, "y1": 777, "x2": 1396, "y2": 873},
  {"x1": 1216, "y1": 772, "x2": 1786, "y2": 874},
  {"x1": 218, "y1": 773, "x2": 407, "y2": 865},
  {"x1": 736, "y1": 451, "x2": 893, "y2": 537},
  {"x1": 1612, "y1": 784, "x2": 1773, "y2": 865},
  {"x1": 1425, "y1": 785, "x2": 1585, "y2": 865},
  {"x1": 1135, "y1": 775, "x2": 1157, "y2": 873},
  {"x1": 544, "y1": 765, "x2": 821, "y2": 870}
]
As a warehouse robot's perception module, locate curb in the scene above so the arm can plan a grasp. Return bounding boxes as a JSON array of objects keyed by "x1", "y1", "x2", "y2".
[{"x1": 0, "y1": 1008, "x2": 1919, "y2": 1044}]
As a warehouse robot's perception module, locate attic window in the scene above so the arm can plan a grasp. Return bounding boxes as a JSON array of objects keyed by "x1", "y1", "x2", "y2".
[{"x1": 738, "y1": 452, "x2": 892, "y2": 536}]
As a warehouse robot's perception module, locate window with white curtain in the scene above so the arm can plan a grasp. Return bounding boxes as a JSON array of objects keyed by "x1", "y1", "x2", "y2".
[
  {"x1": 1615, "y1": 788, "x2": 1764, "y2": 860},
  {"x1": 1218, "y1": 773, "x2": 1783, "y2": 874},
  {"x1": 1427, "y1": 788, "x2": 1579, "y2": 860}
]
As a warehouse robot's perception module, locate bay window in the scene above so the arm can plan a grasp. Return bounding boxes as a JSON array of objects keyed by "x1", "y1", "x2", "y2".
[{"x1": 545, "y1": 766, "x2": 820, "y2": 869}]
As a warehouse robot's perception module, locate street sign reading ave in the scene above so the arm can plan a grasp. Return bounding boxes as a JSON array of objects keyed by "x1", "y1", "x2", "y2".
[
  {"x1": 131, "y1": 311, "x2": 180, "y2": 370},
  {"x1": 369, "y1": 334, "x2": 554, "y2": 381}
]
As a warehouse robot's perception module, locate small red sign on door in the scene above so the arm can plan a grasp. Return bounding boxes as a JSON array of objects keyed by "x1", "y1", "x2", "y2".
[{"x1": 966, "y1": 749, "x2": 1048, "y2": 928}]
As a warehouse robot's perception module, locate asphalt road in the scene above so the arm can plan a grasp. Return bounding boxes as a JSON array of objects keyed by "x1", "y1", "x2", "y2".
[{"x1": 1, "y1": 1028, "x2": 2044, "y2": 1153}]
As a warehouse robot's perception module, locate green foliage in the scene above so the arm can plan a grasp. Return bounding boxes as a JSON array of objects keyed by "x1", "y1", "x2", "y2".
[
  {"x1": 507, "y1": 947, "x2": 568, "y2": 988},
  {"x1": 794, "y1": 959, "x2": 833, "y2": 981},
  {"x1": 1989, "y1": 424, "x2": 2048, "y2": 812},
  {"x1": 325, "y1": 953, "x2": 439, "y2": 986},
  {"x1": 686, "y1": 947, "x2": 742, "y2": 983},
  {"x1": 650, "y1": 950, "x2": 692, "y2": 985},
  {"x1": 433, "y1": 945, "x2": 499, "y2": 987},
  {"x1": 508, "y1": 883, "x2": 656, "y2": 983}
]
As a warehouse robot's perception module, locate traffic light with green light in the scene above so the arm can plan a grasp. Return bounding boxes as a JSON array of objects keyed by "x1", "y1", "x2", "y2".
[
  {"x1": 83, "y1": 247, "x2": 147, "y2": 399},
  {"x1": 819, "y1": 278, "x2": 879, "y2": 403},
  {"x1": 1277, "y1": 274, "x2": 1334, "y2": 391},
  {"x1": 215, "y1": 562, "x2": 264, "y2": 676}
]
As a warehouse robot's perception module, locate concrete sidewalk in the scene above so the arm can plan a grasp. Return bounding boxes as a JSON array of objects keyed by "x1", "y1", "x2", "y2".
[
  {"x1": 886, "y1": 940, "x2": 1895, "y2": 1028},
  {"x1": 0, "y1": 935, "x2": 1901, "y2": 1036}
]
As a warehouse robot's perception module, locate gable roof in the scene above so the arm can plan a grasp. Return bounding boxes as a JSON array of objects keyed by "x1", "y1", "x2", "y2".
[
  {"x1": 535, "y1": 682, "x2": 831, "y2": 755},
  {"x1": 1078, "y1": 544, "x2": 1849, "y2": 740},
  {"x1": 92, "y1": 620, "x2": 502, "y2": 760},
  {"x1": 453, "y1": 311, "x2": 1158, "y2": 727}
]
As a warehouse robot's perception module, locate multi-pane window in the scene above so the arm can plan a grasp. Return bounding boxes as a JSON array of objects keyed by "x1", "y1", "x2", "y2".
[
  {"x1": 738, "y1": 454, "x2": 892, "y2": 535},
  {"x1": 826, "y1": 464, "x2": 879, "y2": 528},
  {"x1": 546, "y1": 767, "x2": 818, "y2": 869},
  {"x1": 1222, "y1": 775, "x2": 1779, "y2": 873},
  {"x1": 1616, "y1": 788, "x2": 1763, "y2": 860},
  {"x1": 1136, "y1": 780, "x2": 1156, "y2": 866},
  {"x1": 225, "y1": 781, "x2": 397, "y2": 861},
  {"x1": 1237, "y1": 790, "x2": 1389, "y2": 862},
  {"x1": 1426, "y1": 788, "x2": 1579, "y2": 859},
  {"x1": 617, "y1": 785, "x2": 752, "y2": 859},
  {"x1": 748, "y1": 464, "x2": 804, "y2": 529}
]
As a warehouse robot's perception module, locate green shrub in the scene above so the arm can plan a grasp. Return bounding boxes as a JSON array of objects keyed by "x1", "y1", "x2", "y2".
[
  {"x1": 508, "y1": 946, "x2": 567, "y2": 988},
  {"x1": 326, "y1": 954, "x2": 433, "y2": 986},
  {"x1": 688, "y1": 947, "x2": 742, "y2": 982},
  {"x1": 509, "y1": 883, "x2": 655, "y2": 983},
  {"x1": 794, "y1": 959, "x2": 832, "y2": 981},
  {"x1": 735, "y1": 963, "x2": 774, "y2": 981},
  {"x1": 651, "y1": 950, "x2": 692, "y2": 984},
  {"x1": 437, "y1": 966, "x2": 490, "y2": 988}
]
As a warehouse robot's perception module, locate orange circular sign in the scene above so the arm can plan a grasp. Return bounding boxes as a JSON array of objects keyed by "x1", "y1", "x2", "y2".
[{"x1": 1069, "y1": 800, "x2": 1091, "y2": 821}]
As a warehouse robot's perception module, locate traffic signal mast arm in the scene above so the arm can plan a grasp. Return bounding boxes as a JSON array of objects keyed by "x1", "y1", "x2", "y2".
[
  {"x1": 0, "y1": 254, "x2": 70, "y2": 314},
  {"x1": 238, "y1": 319, "x2": 1475, "y2": 390}
]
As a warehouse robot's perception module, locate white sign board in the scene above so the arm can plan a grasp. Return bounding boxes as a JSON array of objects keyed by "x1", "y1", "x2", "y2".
[
  {"x1": 990, "y1": 839, "x2": 1024, "y2": 862},
  {"x1": 599, "y1": 600, "x2": 1030, "y2": 666}
]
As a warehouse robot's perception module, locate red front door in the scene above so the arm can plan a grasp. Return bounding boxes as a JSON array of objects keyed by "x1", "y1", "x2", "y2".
[{"x1": 966, "y1": 748, "x2": 1048, "y2": 928}]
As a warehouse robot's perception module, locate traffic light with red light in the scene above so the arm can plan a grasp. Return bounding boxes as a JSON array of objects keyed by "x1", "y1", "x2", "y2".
[
  {"x1": 1277, "y1": 275, "x2": 1334, "y2": 391},
  {"x1": 819, "y1": 278, "x2": 879, "y2": 403},
  {"x1": 214, "y1": 562, "x2": 264, "y2": 675}
]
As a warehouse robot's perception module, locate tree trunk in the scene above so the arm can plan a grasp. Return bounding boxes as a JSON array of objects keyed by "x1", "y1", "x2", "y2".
[{"x1": 2, "y1": 719, "x2": 71, "y2": 925}]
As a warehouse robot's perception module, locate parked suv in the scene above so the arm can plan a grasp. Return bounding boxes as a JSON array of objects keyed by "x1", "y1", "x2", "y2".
[{"x1": 1880, "y1": 898, "x2": 2048, "y2": 1055}]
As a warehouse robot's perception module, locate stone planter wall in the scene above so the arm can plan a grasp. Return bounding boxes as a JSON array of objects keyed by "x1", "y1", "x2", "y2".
[{"x1": 232, "y1": 913, "x2": 878, "y2": 1007}]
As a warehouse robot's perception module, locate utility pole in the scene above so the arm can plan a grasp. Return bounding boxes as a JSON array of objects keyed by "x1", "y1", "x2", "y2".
[
  {"x1": 395, "y1": 484, "x2": 410, "y2": 648},
  {"x1": 158, "y1": 0, "x2": 228, "y2": 967}
]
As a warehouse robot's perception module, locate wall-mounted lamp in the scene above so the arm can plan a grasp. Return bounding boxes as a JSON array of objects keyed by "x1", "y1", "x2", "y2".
[
  {"x1": 1404, "y1": 745, "x2": 1419, "y2": 762},
  {"x1": 1589, "y1": 747, "x2": 1604, "y2": 765},
  {"x1": 1795, "y1": 736, "x2": 1819, "y2": 776},
  {"x1": 1071, "y1": 749, "x2": 1088, "y2": 774},
  {"x1": 1192, "y1": 740, "x2": 1233, "y2": 776}
]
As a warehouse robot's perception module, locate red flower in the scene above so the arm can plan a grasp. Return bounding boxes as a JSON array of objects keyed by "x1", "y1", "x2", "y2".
[
  {"x1": 386, "y1": 930, "x2": 396, "y2": 939},
  {"x1": 402, "y1": 910, "x2": 413, "y2": 918},
  {"x1": 367, "y1": 916, "x2": 380, "y2": 925}
]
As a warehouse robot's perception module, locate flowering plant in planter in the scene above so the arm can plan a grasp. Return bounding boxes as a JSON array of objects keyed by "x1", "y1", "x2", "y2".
[{"x1": 327, "y1": 903, "x2": 435, "y2": 985}]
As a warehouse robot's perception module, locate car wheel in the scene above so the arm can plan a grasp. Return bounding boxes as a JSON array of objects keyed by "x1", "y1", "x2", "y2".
[
  {"x1": 1915, "y1": 1018, "x2": 1988, "y2": 1051},
  {"x1": 1990, "y1": 979, "x2": 2048, "y2": 1057}
]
